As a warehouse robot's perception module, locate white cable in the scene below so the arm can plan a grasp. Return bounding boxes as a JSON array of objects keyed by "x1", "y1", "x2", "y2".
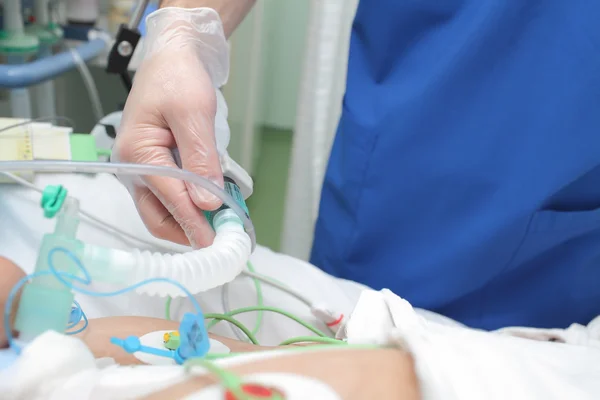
[
  {"x1": 0, "y1": 171, "x2": 186, "y2": 253},
  {"x1": 129, "y1": 0, "x2": 151, "y2": 29},
  {"x1": 240, "y1": 270, "x2": 313, "y2": 306},
  {"x1": 234, "y1": 270, "x2": 345, "y2": 335},
  {"x1": 68, "y1": 45, "x2": 104, "y2": 123},
  {"x1": 221, "y1": 283, "x2": 249, "y2": 342},
  {"x1": 222, "y1": 269, "x2": 314, "y2": 342}
]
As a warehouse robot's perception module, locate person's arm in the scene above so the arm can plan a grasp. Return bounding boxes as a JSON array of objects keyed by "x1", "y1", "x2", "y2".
[
  {"x1": 142, "y1": 348, "x2": 419, "y2": 400},
  {"x1": 159, "y1": 0, "x2": 256, "y2": 38}
]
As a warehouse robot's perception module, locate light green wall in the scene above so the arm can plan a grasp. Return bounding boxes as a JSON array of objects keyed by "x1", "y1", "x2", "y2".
[
  {"x1": 260, "y1": 0, "x2": 309, "y2": 129},
  {"x1": 223, "y1": 5, "x2": 264, "y2": 171},
  {"x1": 227, "y1": 0, "x2": 309, "y2": 131},
  {"x1": 225, "y1": 0, "x2": 308, "y2": 173}
]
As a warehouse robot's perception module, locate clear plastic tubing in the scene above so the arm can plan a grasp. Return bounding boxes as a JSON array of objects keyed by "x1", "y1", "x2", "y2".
[{"x1": 0, "y1": 160, "x2": 256, "y2": 250}]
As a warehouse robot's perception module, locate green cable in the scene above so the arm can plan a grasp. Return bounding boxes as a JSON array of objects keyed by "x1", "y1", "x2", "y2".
[
  {"x1": 165, "y1": 296, "x2": 172, "y2": 320},
  {"x1": 164, "y1": 264, "x2": 326, "y2": 346},
  {"x1": 97, "y1": 148, "x2": 112, "y2": 157},
  {"x1": 208, "y1": 306, "x2": 328, "y2": 338},
  {"x1": 246, "y1": 261, "x2": 264, "y2": 336},
  {"x1": 205, "y1": 313, "x2": 260, "y2": 345},
  {"x1": 278, "y1": 336, "x2": 345, "y2": 346},
  {"x1": 206, "y1": 315, "x2": 219, "y2": 330}
]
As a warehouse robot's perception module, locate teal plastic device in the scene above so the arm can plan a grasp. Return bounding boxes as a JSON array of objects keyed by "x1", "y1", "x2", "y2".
[{"x1": 14, "y1": 196, "x2": 84, "y2": 342}]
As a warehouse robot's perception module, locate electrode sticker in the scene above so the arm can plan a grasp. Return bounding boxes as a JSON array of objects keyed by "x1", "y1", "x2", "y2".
[
  {"x1": 134, "y1": 330, "x2": 231, "y2": 366},
  {"x1": 182, "y1": 373, "x2": 341, "y2": 400}
]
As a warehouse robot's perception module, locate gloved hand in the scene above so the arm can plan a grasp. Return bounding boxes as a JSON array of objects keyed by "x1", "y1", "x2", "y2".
[{"x1": 113, "y1": 7, "x2": 230, "y2": 248}]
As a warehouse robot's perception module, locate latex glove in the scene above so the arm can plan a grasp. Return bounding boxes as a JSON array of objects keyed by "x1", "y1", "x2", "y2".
[{"x1": 114, "y1": 8, "x2": 230, "y2": 248}]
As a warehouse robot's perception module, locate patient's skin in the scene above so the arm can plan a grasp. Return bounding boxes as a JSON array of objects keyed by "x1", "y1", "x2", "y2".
[
  {"x1": 69, "y1": 319, "x2": 420, "y2": 400},
  {"x1": 143, "y1": 348, "x2": 419, "y2": 400}
]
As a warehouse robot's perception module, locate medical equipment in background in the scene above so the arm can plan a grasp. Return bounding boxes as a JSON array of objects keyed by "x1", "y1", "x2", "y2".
[
  {"x1": 65, "y1": 0, "x2": 99, "y2": 26},
  {"x1": 108, "y1": 0, "x2": 135, "y2": 32},
  {"x1": 0, "y1": 0, "x2": 41, "y2": 118},
  {"x1": 280, "y1": 0, "x2": 359, "y2": 261},
  {"x1": 29, "y1": 0, "x2": 64, "y2": 118},
  {"x1": 0, "y1": 0, "x2": 108, "y2": 119},
  {"x1": 105, "y1": 0, "x2": 149, "y2": 91},
  {"x1": 0, "y1": 117, "x2": 78, "y2": 184}
]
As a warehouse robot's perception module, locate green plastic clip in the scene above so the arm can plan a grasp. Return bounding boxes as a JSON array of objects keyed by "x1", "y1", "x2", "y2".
[
  {"x1": 41, "y1": 185, "x2": 68, "y2": 218},
  {"x1": 163, "y1": 331, "x2": 180, "y2": 350}
]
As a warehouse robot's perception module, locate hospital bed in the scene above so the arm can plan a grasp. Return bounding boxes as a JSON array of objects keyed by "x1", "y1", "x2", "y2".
[
  {"x1": 0, "y1": 164, "x2": 460, "y2": 347},
  {"x1": 0, "y1": 120, "x2": 599, "y2": 399}
]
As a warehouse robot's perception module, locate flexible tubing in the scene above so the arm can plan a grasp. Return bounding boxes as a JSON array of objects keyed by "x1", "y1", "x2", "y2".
[
  {"x1": 0, "y1": 160, "x2": 256, "y2": 249},
  {"x1": 0, "y1": 38, "x2": 106, "y2": 89},
  {"x1": 84, "y1": 220, "x2": 252, "y2": 296},
  {"x1": 129, "y1": 0, "x2": 151, "y2": 29},
  {"x1": 134, "y1": 222, "x2": 250, "y2": 295},
  {"x1": 68, "y1": 45, "x2": 104, "y2": 122}
]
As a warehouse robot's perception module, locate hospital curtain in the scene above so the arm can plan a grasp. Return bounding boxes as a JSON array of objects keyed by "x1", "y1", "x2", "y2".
[{"x1": 280, "y1": 0, "x2": 359, "y2": 260}]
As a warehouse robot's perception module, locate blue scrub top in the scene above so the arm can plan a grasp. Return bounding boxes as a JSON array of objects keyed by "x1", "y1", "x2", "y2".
[{"x1": 311, "y1": 0, "x2": 600, "y2": 330}]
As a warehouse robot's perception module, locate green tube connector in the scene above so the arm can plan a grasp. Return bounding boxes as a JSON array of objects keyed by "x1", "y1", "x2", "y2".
[
  {"x1": 41, "y1": 185, "x2": 68, "y2": 218},
  {"x1": 0, "y1": 30, "x2": 39, "y2": 55},
  {"x1": 25, "y1": 23, "x2": 63, "y2": 46}
]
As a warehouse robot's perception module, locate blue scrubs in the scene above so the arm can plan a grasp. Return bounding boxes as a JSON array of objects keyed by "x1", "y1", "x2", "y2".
[{"x1": 311, "y1": 0, "x2": 600, "y2": 330}]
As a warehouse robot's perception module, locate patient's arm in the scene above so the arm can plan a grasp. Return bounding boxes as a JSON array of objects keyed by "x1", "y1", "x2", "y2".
[{"x1": 143, "y1": 347, "x2": 419, "y2": 400}]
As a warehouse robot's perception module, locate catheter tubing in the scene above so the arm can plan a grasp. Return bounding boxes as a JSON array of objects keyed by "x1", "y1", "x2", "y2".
[
  {"x1": 0, "y1": 38, "x2": 106, "y2": 89},
  {"x1": 0, "y1": 160, "x2": 256, "y2": 249}
]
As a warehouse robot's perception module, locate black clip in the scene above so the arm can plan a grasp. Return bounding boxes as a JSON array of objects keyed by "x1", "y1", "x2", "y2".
[{"x1": 106, "y1": 24, "x2": 141, "y2": 92}]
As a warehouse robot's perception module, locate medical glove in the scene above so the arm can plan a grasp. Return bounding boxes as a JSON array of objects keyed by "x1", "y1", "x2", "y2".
[{"x1": 113, "y1": 7, "x2": 230, "y2": 248}]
